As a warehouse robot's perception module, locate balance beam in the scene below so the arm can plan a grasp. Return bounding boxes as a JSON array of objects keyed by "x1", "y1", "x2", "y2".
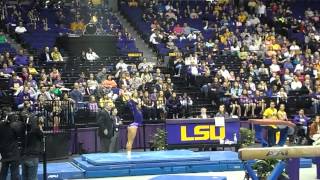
[
  {"x1": 249, "y1": 119, "x2": 296, "y2": 128},
  {"x1": 239, "y1": 146, "x2": 320, "y2": 160}
]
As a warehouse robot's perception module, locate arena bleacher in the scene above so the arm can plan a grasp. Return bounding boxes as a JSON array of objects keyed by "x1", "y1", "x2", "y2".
[{"x1": 0, "y1": 0, "x2": 320, "y2": 179}]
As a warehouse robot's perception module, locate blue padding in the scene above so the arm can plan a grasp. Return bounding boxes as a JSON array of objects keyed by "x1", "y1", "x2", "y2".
[
  {"x1": 37, "y1": 162, "x2": 84, "y2": 180},
  {"x1": 226, "y1": 164, "x2": 244, "y2": 171},
  {"x1": 85, "y1": 169, "x2": 130, "y2": 178},
  {"x1": 81, "y1": 150, "x2": 210, "y2": 165},
  {"x1": 188, "y1": 164, "x2": 222, "y2": 172},
  {"x1": 73, "y1": 157, "x2": 131, "y2": 171},
  {"x1": 199, "y1": 151, "x2": 242, "y2": 164},
  {"x1": 171, "y1": 166, "x2": 187, "y2": 173},
  {"x1": 74, "y1": 157, "x2": 219, "y2": 170},
  {"x1": 150, "y1": 175, "x2": 227, "y2": 180},
  {"x1": 130, "y1": 167, "x2": 165, "y2": 176}
]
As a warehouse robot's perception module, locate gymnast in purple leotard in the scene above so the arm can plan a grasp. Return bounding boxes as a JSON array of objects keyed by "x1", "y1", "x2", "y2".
[
  {"x1": 126, "y1": 93, "x2": 144, "y2": 158},
  {"x1": 127, "y1": 98, "x2": 143, "y2": 127}
]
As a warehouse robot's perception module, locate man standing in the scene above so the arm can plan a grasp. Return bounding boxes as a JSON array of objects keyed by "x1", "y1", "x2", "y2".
[
  {"x1": 97, "y1": 104, "x2": 113, "y2": 152},
  {"x1": 22, "y1": 114, "x2": 44, "y2": 180},
  {"x1": 109, "y1": 108, "x2": 122, "y2": 153},
  {"x1": 0, "y1": 113, "x2": 23, "y2": 180},
  {"x1": 263, "y1": 101, "x2": 278, "y2": 147}
]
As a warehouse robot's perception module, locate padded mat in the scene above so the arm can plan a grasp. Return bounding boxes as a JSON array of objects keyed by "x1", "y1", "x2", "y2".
[{"x1": 81, "y1": 150, "x2": 211, "y2": 165}]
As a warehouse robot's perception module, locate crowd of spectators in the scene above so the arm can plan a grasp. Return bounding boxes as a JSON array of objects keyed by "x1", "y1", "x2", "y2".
[{"x1": 123, "y1": 0, "x2": 320, "y2": 119}]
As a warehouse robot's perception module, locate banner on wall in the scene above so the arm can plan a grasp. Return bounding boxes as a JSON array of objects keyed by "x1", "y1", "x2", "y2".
[{"x1": 165, "y1": 118, "x2": 240, "y2": 145}]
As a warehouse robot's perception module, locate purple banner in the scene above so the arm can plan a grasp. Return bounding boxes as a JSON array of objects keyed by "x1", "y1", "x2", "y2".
[{"x1": 166, "y1": 118, "x2": 240, "y2": 145}]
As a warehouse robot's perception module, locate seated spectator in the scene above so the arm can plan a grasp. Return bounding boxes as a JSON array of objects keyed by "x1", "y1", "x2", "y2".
[
  {"x1": 15, "y1": 22, "x2": 27, "y2": 34},
  {"x1": 50, "y1": 67, "x2": 61, "y2": 82},
  {"x1": 51, "y1": 47, "x2": 64, "y2": 61},
  {"x1": 230, "y1": 82, "x2": 242, "y2": 117},
  {"x1": 96, "y1": 68, "x2": 107, "y2": 83},
  {"x1": 53, "y1": 76, "x2": 65, "y2": 89},
  {"x1": 138, "y1": 58, "x2": 150, "y2": 72},
  {"x1": 9, "y1": 73, "x2": 23, "y2": 95},
  {"x1": 293, "y1": 109, "x2": 311, "y2": 144},
  {"x1": 156, "y1": 90, "x2": 166, "y2": 120},
  {"x1": 27, "y1": 62, "x2": 38, "y2": 75},
  {"x1": 88, "y1": 95, "x2": 99, "y2": 113},
  {"x1": 199, "y1": 107, "x2": 209, "y2": 119},
  {"x1": 0, "y1": 31, "x2": 7, "y2": 43},
  {"x1": 76, "y1": 72, "x2": 86, "y2": 85},
  {"x1": 179, "y1": 93, "x2": 193, "y2": 118},
  {"x1": 269, "y1": 59, "x2": 281, "y2": 73},
  {"x1": 310, "y1": 116, "x2": 320, "y2": 145},
  {"x1": 87, "y1": 73, "x2": 99, "y2": 94},
  {"x1": 240, "y1": 89, "x2": 255, "y2": 117},
  {"x1": 166, "y1": 92, "x2": 181, "y2": 119},
  {"x1": 0, "y1": 63, "x2": 14, "y2": 77},
  {"x1": 215, "y1": 105, "x2": 229, "y2": 118},
  {"x1": 99, "y1": 94, "x2": 115, "y2": 109},
  {"x1": 116, "y1": 59, "x2": 128, "y2": 71},
  {"x1": 142, "y1": 91, "x2": 156, "y2": 120},
  {"x1": 40, "y1": 47, "x2": 53, "y2": 62},
  {"x1": 70, "y1": 82, "x2": 84, "y2": 105},
  {"x1": 14, "y1": 49, "x2": 28, "y2": 66},
  {"x1": 26, "y1": 74, "x2": 38, "y2": 91},
  {"x1": 102, "y1": 75, "x2": 117, "y2": 88},
  {"x1": 291, "y1": 76, "x2": 302, "y2": 91},
  {"x1": 86, "y1": 48, "x2": 99, "y2": 61}
]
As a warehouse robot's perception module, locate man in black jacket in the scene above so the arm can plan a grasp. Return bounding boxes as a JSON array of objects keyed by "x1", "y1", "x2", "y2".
[
  {"x1": 97, "y1": 104, "x2": 113, "y2": 152},
  {"x1": 0, "y1": 113, "x2": 24, "y2": 180},
  {"x1": 21, "y1": 114, "x2": 44, "y2": 180}
]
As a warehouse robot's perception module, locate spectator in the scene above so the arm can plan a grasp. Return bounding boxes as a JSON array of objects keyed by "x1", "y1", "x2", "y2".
[
  {"x1": 166, "y1": 92, "x2": 181, "y2": 119},
  {"x1": 102, "y1": 75, "x2": 117, "y2": 88},
  {"x1": 293, "y1": 109, "x2": 311, "y2": 144},
  {"x1": 199, "y1": 107, "x2": 208, "y2": 119},
  {"x1": 179, "y1": 93, "x2": 193, "y2": 118},
  {"x1": 263, "y1": 101, "x2": 278, "y2": 147},
  {"x1": 40, "y1": 47, "x2": 52, "y2": 62},
  {"x1": 291, "y1": 75, "x2": 302, "y2": 90},
  {"x1": 86, "y1": 48, "x2": 99, "y2": 61},
  {"x1": 70, "y1": 82, "x2": 83, "y2": 104},
  {"x1": 15, "y1": 22, "x2": 27, "y2": 34},
  {"x1": 0, "y1": 31, "x2": 7, "y2": 43},
  {"x1": 51, "y1": 47, "x2": 64, "y2": 61},
  {"x1": 14, "y1": 49, "x2": 28, "y2": 66},
  {"x1": 87, "y1": 73, "x2": 99, "y2": 94},
  {"x1": 0, "y1": 63, "x2": 14, "y2": 77},
  {"x1": 142, "y1": 91, "x2": 156, "y2": 120},
  {"x1": 96, "y1": 68, "x2": 107, "y2": 83},
  {"x1": 215, "y1": 104, "x2": 229, "y2": 118},
  {"x1": 310, "y1": 116, "x2": 320, "y2": 145},
  {"x1": 88, "y1": 95, "x2": 99, "y2": 112}
]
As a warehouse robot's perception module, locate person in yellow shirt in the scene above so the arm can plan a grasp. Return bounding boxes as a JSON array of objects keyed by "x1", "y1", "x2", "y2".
[
  {"x1": 99, "y1": 94, "x2": 115, "y2": 108},
  {"x1": 27, "y1": 62, "x2": 38, "y2": 75},
  {"x1": 51, "y1": 47, "x2": 64, "y2": 61},
  {"x1": 238, "y1": 11, "x2": 247, "y2": 23},
  {"x1": 263, "y1": 101, "x2": 278, "y2": 146}
]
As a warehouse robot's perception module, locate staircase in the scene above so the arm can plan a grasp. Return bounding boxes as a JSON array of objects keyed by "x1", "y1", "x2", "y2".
[{"x1": 116, "y1": 12, "x2": 157, "y2": 62}]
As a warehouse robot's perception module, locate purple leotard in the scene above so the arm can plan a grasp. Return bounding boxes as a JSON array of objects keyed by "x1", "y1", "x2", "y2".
[{"x1": 128, "y1": 100, "x2": 143, "y2": 127}]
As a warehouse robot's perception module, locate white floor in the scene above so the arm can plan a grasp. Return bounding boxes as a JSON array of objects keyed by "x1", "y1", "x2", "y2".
[{"x1": 74, "y1": 165, "x2": 318, "y2": 180}]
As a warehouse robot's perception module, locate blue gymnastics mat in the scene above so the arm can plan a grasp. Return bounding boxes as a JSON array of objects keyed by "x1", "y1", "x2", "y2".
[
  {"x1": 37, "y1": 162, "x2": 84, "y2": 180},
  {"x1": 81, "y1": 150, "x2": 210, "y2": 165},
  {"x1": 150, "y1": 175, "x2": 227, "y2": 180},
  {"x1": 72, "y1": 150, "x2": 313, "y2": 178}
]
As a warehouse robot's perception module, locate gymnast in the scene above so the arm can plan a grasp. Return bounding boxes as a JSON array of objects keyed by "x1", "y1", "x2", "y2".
[{"x1": 126, "y1": 93, "x2": 143, "y2": 158}]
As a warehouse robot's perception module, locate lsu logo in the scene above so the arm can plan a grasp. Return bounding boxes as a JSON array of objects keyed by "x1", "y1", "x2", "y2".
[{"x1": 180, "y1": 125, "x2": 225, "y2": 141}]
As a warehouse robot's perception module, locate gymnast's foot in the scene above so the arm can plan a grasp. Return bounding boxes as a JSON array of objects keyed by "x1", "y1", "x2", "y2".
[{"x1": 127, "y1": 151, "x2": 132, "y2": 159}]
